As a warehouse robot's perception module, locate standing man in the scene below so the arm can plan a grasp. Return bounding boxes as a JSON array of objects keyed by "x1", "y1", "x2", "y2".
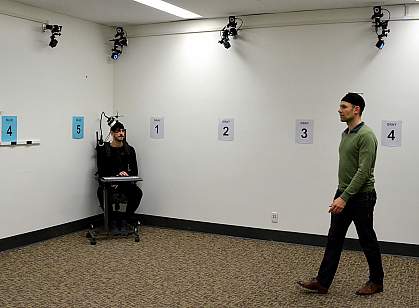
[
  {"x1": 297, "y1": 93, "x2": 384, "y2": 295},
  {"x1": 96, "y1": 121, "x2": 143, "y2": 234}
]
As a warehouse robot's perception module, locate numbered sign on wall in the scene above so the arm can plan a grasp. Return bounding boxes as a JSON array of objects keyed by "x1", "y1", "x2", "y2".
[
  {"x1": 72, "y1": 116, "x2": 84, "y2": 139},
  {"x1": 218, "y1": 118, "x2": 234, "y2": 141},
  {"x1": 150, "y1": 117, "x2": 164, "y2": 139},
  {"x1": 1, "y1": 115, "x2": 17, "y2": 142},
  {"x1": 381, "y1": 120, "x2": 402, "y2": 147},
  {"x1": 295, "y1": 119, "x2": 313, "y2": 144}
]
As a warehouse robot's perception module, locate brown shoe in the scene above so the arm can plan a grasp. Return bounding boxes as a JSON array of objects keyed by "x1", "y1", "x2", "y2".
[
  {"x1": 355, "y1": 281, "x2": 383, "y2": 295},
  {"x1": 297, "y1": 278, "x2": 328, "y2": 294}
]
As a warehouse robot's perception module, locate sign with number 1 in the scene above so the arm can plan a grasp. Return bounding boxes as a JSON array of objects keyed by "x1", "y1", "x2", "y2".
[
  {"x1": 150, "y1": 117, "x2": 164, "y2": 139},
  {"x1": 1, "y1": 116, "x2": 17, "y2": 142}
]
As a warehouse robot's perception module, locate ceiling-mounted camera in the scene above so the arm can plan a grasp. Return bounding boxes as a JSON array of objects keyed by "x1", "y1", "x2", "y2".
[
  {"x1": 371, "y1": 6, "x2": 391, "y2": 49},
  {"x1": 218, "y1": 16, "x2": 243, "y2": 49},
  {"x1": 110, "y1": 27, "x2": 128, "y2": 60},
  {"x1": 42, "y1": 23, "x2": 63, "y2": 48}
]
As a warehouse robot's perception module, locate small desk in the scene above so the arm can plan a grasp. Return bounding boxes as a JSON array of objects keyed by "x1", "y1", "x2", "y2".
[{"x1": 99, "y1": 176, "x2": 143, "y2": 233}]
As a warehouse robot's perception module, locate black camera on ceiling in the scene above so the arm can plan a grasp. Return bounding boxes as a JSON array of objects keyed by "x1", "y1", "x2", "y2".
[
  {"x1": 46, "y1": 24, "x2": 62, "y2": 33},
  {"x1": 114, "y1": 27, "x2": 128, "y2": 46},
  {"x1": 110, "y1": 27, "x2": 128, "y2": 60},
  {"x1": 228, "y1": 16, "x2": 238, "y2": 37},
  {"x1": 49, "y1": 36, "x2": 58, "y2": 48},
  {"x1": 218, "y1": 16, "x2": 242, "y2": 49},
  {"x1": 42, "y1": 23, "x2": 63, "y2": 48},
  {"x1": 228, "y1": 16, "x2": 237, "y2": 28},
  {"x1": 373, "y1": 6, "x2": 382, "y2": 15},
  {"x1": 372, "y1": 6, "x2": 383, "y2": 23},
  {"x1": 371, "y1": 6, "x2": 390, "y2": 49}
]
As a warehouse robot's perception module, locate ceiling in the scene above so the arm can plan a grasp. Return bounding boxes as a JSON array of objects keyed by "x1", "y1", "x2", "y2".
[{"x1": 13, "y1": 0, "x2": 418, "y2": 26}]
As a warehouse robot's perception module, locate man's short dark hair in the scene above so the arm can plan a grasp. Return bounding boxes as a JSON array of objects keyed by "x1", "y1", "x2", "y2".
[
  {"x1": 341, "y1": 92, "x2": 365, "y2": 114},
  {"x1": 110, "y1": 121, "x2": 125, "y2": 132}
]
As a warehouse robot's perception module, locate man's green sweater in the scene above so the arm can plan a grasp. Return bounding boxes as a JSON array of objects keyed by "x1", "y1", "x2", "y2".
[{"x1": 338, "y1": 122, "x2": 377, "y2": 202}]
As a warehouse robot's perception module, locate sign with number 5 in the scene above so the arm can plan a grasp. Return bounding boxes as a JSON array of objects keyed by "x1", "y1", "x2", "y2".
[{"x1": 72, "y1": 116, "x2": 84, "y2": 139}]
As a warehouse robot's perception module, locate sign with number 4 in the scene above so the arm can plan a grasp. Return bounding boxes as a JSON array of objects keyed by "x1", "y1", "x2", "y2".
[
  {"x1": 1, "y1": 115, "x2": 17, "y2": 142},
  {"x1": 381, "y1": 120, "x2": 402, "y2": 147}
]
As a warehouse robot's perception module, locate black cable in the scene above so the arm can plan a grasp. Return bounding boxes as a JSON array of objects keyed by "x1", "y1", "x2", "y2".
[
  {"x1": 105, "y1": 132, "x2": 111, "y2": 142},
  {"x1": 99, "y1": 112, "x2": 105, "y2": 140},
  {"x1": 383, "y1": 8, "x2": 391, "y2": 20},
  {"x1": 236, "y1": 17, "x2": 244, "y2": 30},
  {"x1": 99, "y1": 111, "x2": 113, "y2": 146}
]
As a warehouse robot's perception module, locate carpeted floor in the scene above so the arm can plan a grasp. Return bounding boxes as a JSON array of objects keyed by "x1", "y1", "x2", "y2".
[{"x1": 0, "y1": 226, "x2": 418, "y2": 307}]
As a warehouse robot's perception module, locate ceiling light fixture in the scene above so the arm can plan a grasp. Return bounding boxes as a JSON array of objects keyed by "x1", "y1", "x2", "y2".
[{"x1": 133, "y1": 0, "x2": 201, "y2": 19}]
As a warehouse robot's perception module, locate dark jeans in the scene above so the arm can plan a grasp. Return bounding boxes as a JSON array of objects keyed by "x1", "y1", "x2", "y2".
[
  {"x1": 97, "y1": 183, "x2": 143, "y2": 223},
  {"x1": 317, "y1": 189, "x2": 384, "y2": 288}
]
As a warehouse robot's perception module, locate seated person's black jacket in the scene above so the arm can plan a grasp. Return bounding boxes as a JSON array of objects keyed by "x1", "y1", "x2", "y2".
[
  {"x1": 96, "y1": 141, "x2": 142, "y2": 221},
  {"x1": 97, "y1": 141, "x2": 138, "y2": 177}
]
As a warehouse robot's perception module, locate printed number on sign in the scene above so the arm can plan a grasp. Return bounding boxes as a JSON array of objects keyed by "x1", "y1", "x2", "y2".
[
  {"x1": 387, "y1": 130, "x2": 395, "y2": 141},
  {"x1": 150, "y1": 117, "x2": 164, "y2": 139},
  {"x1": 223, "y1": 127, "x2": 229, "y2": 136},
  {"x1": 301, "y1": 128, "x2": 308, "y2": 139},
  {"x1": 7, "y1": 125, "x2": 12, "y2": 136}
]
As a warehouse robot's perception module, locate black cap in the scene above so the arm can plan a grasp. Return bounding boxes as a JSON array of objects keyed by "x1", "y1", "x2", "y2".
[
  {"x1": 110, "y1": 121, "x2": 125, "y2": 132},
  {"x1": 341, "y1": 92, "x2": 365, "y2": 113}
]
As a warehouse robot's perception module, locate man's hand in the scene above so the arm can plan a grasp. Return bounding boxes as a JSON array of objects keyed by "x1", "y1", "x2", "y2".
[
  {"x1": 118, "y1": 171, "x2": 129, "y2": 176},
  {"x1": 328, "y1": 197, "x2": 346, "y2": 214}
]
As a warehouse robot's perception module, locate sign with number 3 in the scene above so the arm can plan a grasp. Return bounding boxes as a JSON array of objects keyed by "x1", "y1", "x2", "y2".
[{"x1": 295, "y1": 119, "x2": 313, "y2": 144}]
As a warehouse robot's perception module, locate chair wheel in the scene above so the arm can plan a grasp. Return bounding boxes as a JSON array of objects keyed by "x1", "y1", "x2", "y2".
[
  {"x1": 135, "y1": 237, "x2": 140, "y2": 242},
  {"x1": 90, "y1": 239, "x2": 97, "y2": 245}
]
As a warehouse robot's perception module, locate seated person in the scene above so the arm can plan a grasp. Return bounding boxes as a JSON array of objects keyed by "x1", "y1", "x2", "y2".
[{"x1": 96, "y1": 121, "x2": 143, "y2": 234}]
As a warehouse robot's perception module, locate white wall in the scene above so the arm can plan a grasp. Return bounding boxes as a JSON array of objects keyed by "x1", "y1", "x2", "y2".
[
  {"x1": 115, "y1": 6, "x2": 419, "y2": 245},
  {"x1": 0, "y1": 0, "x2": 113, "y2": 238},
  {"x1": 1, "y1": 2, "x2": 418, "y2": 246}
]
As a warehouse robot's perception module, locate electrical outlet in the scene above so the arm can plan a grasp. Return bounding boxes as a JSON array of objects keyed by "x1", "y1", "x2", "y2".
[{"x1": 271, "y1": 212, "x2": 278, "y2": 223}]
